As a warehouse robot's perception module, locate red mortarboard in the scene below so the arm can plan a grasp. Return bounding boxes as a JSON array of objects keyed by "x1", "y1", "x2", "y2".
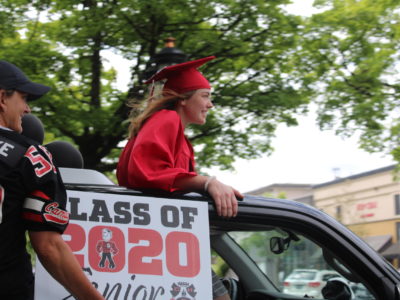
[{"x1": 145, "y1": 56, "x2": 215, "y2": 94}]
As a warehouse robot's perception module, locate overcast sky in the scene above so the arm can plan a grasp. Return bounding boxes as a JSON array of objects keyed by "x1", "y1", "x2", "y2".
[{"x1": 206, "y1": 109, "x2": 394, "y2": 193}]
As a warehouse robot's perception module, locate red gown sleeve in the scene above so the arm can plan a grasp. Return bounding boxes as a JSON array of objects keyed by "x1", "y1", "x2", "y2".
[{"x1": 117, "y1": 110, "x2": 197, "y2": 192}]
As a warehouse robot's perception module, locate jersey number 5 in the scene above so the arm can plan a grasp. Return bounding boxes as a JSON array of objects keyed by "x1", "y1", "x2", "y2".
[{"x1": 25, "y1": 146, "x2": 56, "y2": 177}]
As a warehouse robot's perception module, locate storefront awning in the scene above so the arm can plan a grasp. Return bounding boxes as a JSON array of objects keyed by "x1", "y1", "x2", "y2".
[
  {"x1": 381, "y1": 242, "x2": 400, "y2": 259},
  {"x1": 362, "y1": 235, "x2": 392, "y2": 252}
]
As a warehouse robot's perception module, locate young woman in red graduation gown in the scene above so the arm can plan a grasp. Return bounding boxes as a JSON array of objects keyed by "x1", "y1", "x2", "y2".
[
  {"x1": 117, "y1": 56, "x2": 240, "y2": 300},
  {"x1": 117, "y1": 56, "x2": 243, "y2": 218}
]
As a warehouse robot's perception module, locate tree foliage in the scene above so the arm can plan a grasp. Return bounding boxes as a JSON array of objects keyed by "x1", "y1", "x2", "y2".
[
  {"x1": 300, "y1": 0, "x2": 400, "y2": 163},
  {"x1": 0, "y1": 0, "x2": 308, "y2": 172},
  {"x1": 1, "y1": 0, "x2": 399, "y2": 173}
]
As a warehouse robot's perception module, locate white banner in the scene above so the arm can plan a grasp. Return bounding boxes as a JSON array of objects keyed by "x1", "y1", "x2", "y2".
[{"x1": 35, "y1": 190, "x2": 212, "y2": 300}]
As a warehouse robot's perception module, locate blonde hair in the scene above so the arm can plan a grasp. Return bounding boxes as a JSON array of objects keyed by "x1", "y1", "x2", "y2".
[{"x1": 127, "y1": 89, "x2": 195, "y2": 138}]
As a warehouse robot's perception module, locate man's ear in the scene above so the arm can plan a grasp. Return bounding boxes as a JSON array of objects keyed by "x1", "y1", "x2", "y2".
[{"x1": 0, "y1": 90, "x2": 7, "y2": 110}]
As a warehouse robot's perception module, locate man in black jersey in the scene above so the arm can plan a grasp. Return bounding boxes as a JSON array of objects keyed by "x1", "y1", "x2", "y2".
[{"x1": 0, "y1": 60, "x2": 104, "y2": 299}]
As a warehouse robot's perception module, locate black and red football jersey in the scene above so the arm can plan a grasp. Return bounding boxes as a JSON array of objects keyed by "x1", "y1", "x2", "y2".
[{"x1": 0, "y1": 128, "x2": 69, "y2": 296}]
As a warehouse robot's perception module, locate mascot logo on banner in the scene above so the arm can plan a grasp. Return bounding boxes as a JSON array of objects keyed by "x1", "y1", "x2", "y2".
[
  {"x1": 96, "y1": 228, "x2": 119, "y2": 269},
  {"x1": 170, "y1": 281, "x2": 197, "y2": 300},
  {"x1": 89, "y1": 226, "x2": 124, "y2": 273}
]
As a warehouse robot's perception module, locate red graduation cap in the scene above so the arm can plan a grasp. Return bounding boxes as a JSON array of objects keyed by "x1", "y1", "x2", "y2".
[{"x1": 145, "y1": 56, "x2": 215, "y2": 94}]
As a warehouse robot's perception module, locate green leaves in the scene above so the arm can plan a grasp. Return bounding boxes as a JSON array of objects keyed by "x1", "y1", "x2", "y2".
[
  {"x1": 0, "y1": 0, "x2": 309, "y2": 171},
  {"x1": 2, "y1": 0, "x2": 398, "y2": 171},
  {"x1": 299, "y1": 0, "x2": 400, "y2": 164}
]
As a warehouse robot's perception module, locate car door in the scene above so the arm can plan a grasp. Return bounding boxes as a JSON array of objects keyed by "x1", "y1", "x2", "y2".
[{"x1": 209, "y1": 196, "x2": 400, "y2": 300}]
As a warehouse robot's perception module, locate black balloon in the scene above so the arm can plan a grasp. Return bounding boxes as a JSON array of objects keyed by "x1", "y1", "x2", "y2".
[
  {"x1": 45, "y1": 141, "x2": 84, "y2": 169},
  {"x1": 21, "y1": 114, "x2": 45, "y2": 144}
]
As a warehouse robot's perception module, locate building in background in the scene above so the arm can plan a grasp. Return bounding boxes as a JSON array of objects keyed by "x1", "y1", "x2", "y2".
[
  {"x1": 248, "y1": 165, "x2": 400, "y2": 265},
  {"x1": 313, "y1": 165, "x2": 400, "y2": 264}
]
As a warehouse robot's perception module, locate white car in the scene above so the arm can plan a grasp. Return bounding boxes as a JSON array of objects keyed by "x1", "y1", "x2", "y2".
[{"x1": 283, "y1": 269, "x2": 340, "y2": 297}]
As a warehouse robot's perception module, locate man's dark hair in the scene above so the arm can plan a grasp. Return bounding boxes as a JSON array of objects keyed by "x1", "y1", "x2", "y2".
[{"x1": 0, "y1": 85, "x2": 16, "y2": 97}]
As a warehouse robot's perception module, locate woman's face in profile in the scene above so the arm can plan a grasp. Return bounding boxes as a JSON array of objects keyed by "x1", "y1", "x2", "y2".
[{"x1": 180, "y1": 89, "x2": 213, "y2": 126}]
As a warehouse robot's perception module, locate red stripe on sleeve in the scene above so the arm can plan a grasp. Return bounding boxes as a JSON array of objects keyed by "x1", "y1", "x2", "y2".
[
  {"x1": 22, "y1": 212, "x2": 44, "y2": 223},
  {"x1": 30, "y1": 190, "x2": 51, "y2": 201}
]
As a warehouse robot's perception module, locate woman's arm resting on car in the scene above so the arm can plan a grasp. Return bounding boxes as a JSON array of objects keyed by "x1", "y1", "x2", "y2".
[{"x1": 175, "y1": 175, "x2": 243, "y2": 217}]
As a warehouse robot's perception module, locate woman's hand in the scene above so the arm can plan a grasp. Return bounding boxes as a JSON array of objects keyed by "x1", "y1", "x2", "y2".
[
  {"x1": 174, "y1": 175, "x2": 243, "y2": 217},
  {"x1": 207, "y1": 179, "x2": 243, "y2": 217}
]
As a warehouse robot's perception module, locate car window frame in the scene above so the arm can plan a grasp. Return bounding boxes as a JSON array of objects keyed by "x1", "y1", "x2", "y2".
[{"x1": 210, "y1": 203, "x2": 393, "y2": 299}]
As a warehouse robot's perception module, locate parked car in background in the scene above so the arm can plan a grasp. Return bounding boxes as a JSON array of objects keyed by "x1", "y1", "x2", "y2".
[
  {"x1": 283, "y1": 269, "x2": 340, "y2": 297},
  {"x1": 58, "y1": 167, "x2": 400, "y2": 300}
]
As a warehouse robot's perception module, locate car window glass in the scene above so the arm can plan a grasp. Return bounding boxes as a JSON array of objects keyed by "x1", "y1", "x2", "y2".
[{"x1": 226, "y1": 229, "x2": 376, "y2": 299}]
